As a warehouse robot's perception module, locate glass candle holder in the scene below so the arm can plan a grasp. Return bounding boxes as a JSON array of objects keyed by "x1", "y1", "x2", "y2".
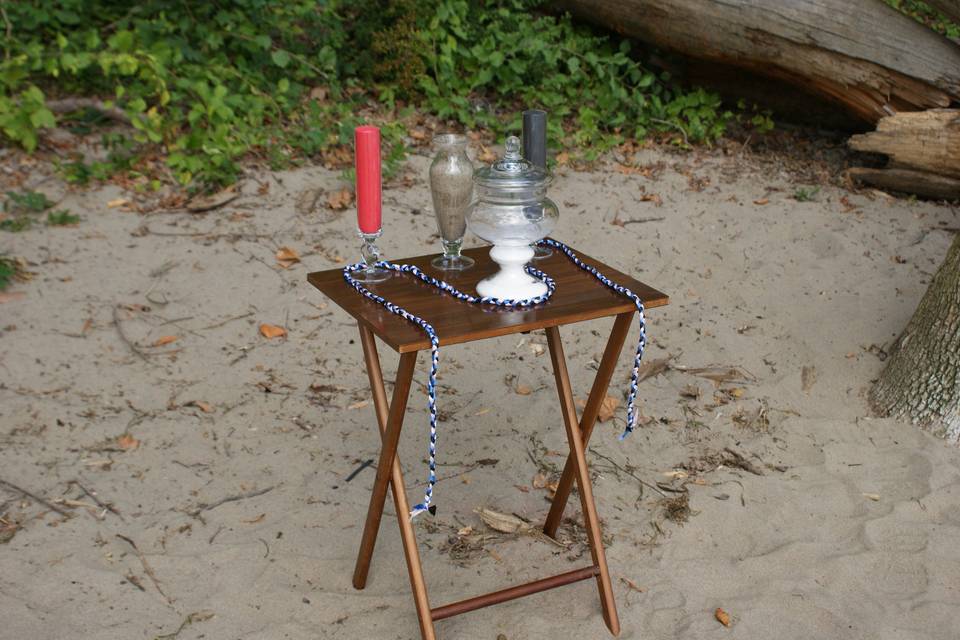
[
  {"x1": 429, "y1": 134, "x2": 475, "y2": 270},
  {"x1": 353, "y1": 228, "x2": 391, "y2": 283}
]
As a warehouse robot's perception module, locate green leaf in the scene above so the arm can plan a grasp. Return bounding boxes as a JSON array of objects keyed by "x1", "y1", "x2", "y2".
[
  {"x1": 271, "y1": 50, "x2": 291, "y2": 68},
  {"x1": 29, "y1": 108, "x2": 56, "y2": 129}
]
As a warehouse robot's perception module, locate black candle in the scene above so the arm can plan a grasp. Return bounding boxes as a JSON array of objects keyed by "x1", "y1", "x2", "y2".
[{"x1": 522, "y1": 109, "x2": 547, "y2": 170}]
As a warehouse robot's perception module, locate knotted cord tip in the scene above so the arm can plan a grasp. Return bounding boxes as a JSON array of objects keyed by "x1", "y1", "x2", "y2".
[{"x1": 409, "y1": 504, "x2": 428, "y2": 519}]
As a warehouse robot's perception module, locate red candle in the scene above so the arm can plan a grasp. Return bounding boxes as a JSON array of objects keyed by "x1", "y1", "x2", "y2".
[{"x1": 355, "y1": 125, "x2": 382, "y2": 234}]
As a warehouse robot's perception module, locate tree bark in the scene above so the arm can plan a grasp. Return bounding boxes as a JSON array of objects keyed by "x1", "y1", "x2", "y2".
[
  {"x1": 555, "y1": 0, "x2": 960, "y2": 124},
  {"x1": 870, "y1": 234, "x2": 960, "y2": 442},
  {"x1": 849, "y1": 109, "x2": 960, "y2": 178},
  {"x1": 848, "y1": 167, "x2": 960, "y2": 200}
]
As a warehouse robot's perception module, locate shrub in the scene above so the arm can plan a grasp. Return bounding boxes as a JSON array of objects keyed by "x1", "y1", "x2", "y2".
[{"x1": 0, "y1": 0, "x2": 732, "y2": 189}]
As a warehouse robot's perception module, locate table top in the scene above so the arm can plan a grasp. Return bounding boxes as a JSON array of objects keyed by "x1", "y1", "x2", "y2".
[{"x1": 307, "y1": 242, "x2": 669, "y2": 353}]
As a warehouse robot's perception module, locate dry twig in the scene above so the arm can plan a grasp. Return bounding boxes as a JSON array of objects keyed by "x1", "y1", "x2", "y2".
[
  {"x1": 187, "y1": 486, "x2": 276, "y2": 517},
  {"x1": 115, "y1": 534, "x2": 172, "y2": 604},
  {"x1": 0, "y1": 478, "x2": 69, "y2": 516}
]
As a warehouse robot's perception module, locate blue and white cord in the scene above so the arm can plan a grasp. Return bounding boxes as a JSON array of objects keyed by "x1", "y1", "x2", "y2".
[{"x1": 343, "y1": 238, "x2": 647, "y2": 519}]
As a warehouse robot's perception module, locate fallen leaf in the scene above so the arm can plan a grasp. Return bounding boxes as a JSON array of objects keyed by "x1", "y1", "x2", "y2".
[
  {"x1": 309, "y1": 86, "x2": 328, "y2": 102},
  {"x1": 555, "y1": 151, "x2": 570, "y2": 166},
  {"x1": 0, "y1": 521, "x2": 19, "y2": 544},
  {"x1": 117, "y1": 433, "x2": 140, "y2": 451},
  {"x1": 753, "y1": 198, "x2": 769, "y2": 205},
  {"x1": 347, "y1": 400, "x2": 370, "y2": 410},
  {"x1": 107, "y1": 198, "x2": 129, "y2": 209},
  {"x1": 598, "y1": 395, "x2": 620, "y2": 422},
  {"x1": 152, "y1": 335, "x2": 178, "y2": 347},
  {"x1": 186, "y1": 187, "x2": 239, "y2": 213},
  {"x1": 457, "y1": 526, "x2": 474, "y2": 536},
  {"x1": 473, "y1": 408, "x2": 490, "y2": 416},
  {"x1": 532, "y1": 473, "x2": 548, "y2": 489},
  {"x1": 680, "y1": 384, "x2": 700, "y2": 399},
  {"x1": 478, "y1": 146, "x2": 497, "y2": 164},
  {"x1": 839, "y1": 195, "x2": 859, "y2": 213},
  {"x1": 475, "y1": 507, "x2": 534, "y2": 534},
  {"x1": 242, "y1": 513, "x2": 266, "y2": 524},
  {"x1": 863, "y1": 493, "x2": 881, "y2": 501},
  {"x1": 515, "y1": 384, "x2": 532, "y2": 396},
  {"x1": 715, "y1": 608, "x2": 731, "y2": 627},
  {"x1": 0, "y1": 291, "x2": 26, "y2": 304},
  {"x1": 326, "y1": 188, "x2": 353, "y2": 211},
  {"x1": 638, "y1": 192, "x2": 663, "y2": 206},
  {"x1": 636, "y1": 357, "x2": 671, "y2": 383},
  {"x1": 676, "y1": 366, "x2": 756, "y2": 385},
  {"x1": 275, "y1": 246, "x2": 301, "y2": 268},
  {"x1": 801, "y1": 365, "x2": 817, "y2": 392},
  {"x1": 620, "y1": 577, "x2": 645, "y2": 593},
  {"x1": 259, "y1": 324, "x2": 287, "y2": 339},
  {"x1": 187, "y1": 400, "x2": 214, "y2": 413}
]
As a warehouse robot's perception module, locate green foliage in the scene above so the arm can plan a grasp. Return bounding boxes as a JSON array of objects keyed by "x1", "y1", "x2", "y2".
[
  {"x1": 793, "y1": 186, "x2": 820, "y2": 202},
  {"x1": 0, "y1": 256, "x2": 15, "y2": 290},
  {"x1": 47, "y1": 210, "x2": 81, "y2": 226},
  {"x1": 381, "y1": 0, "x2": 730, "y2": 152},
  {"x1": 0, "y1": 216, "x2": 32, "y2": 232},
  {"x1": 1, "y1": 190, "x2": 78, "y2": 231},
  {"x1": 5, "y1": 190, "x2": 54, "y2": 212},
  {"x1": 1, "y1": 0, "x2": 735, "y2": 188},
  {"x1": 884, "y1": 0, "x2": 960, "y2": 37},
  {"x1": 736, "y1": 99, "x2": 774, "y2": 134}
]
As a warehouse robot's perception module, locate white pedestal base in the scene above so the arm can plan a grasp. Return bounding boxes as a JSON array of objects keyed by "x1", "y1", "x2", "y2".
[{"x1": 476, "y1": 244, "x2": 548, "y2": 300}]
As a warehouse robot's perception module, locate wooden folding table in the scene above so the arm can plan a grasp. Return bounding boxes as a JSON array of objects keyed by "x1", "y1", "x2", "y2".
[{"x1": 308, "y1": 243, "x2": 669, "y2": 639}]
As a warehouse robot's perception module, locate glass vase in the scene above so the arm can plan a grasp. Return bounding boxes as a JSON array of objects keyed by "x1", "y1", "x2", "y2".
[{"x1": 429, "y1": 134, "x2": 475, "y2": 270}]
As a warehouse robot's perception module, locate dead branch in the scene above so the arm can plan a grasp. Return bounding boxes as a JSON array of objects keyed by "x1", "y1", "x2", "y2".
[
  {"x1": 0, "y1": 478, "x2": 70, "y2": 516},
  {"x1": 115, "y1": 534, "x2": 172, "y2": 603},
  {"x1": 187, "y1": 485, "x2": 276, "y2": 517}
]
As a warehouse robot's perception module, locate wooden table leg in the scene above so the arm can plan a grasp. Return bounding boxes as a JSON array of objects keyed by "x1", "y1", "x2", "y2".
[
  {"x1": 352, "y1": 325, "x2": 437, "y2": 640},
  {"x1": 546, "y1": 325, "x2": 621, "y2": 636},
  {"x1": 544, "y1": 312, "x2": 634, "y2": 539}
]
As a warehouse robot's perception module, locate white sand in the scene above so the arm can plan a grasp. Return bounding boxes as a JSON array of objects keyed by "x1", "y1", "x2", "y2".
[{"x1": 1, "y1": 142, "x2": 958, "y2": 640}]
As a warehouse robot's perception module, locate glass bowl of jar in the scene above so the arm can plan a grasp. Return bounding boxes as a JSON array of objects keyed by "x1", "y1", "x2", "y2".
[{"x1": 466, "y1": 135, "x2": 558, "y2": 299}]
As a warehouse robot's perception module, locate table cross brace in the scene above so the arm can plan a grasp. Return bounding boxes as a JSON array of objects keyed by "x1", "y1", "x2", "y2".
[{"x1": 350, "y1": 313, "x2": 634, "y2": 638}]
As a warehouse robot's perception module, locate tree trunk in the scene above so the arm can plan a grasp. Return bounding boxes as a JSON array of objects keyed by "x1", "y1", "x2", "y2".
[
  {"x1": 555, "y1": 0, "x2": 960, "y2": 124},
  {"x1": 870, "y1": 234, "x2": 960, "y2": 442}
]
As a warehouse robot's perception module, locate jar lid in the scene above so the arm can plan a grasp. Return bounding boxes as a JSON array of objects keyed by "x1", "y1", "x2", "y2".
[{"x1": 473, "y1": 135, "x2": 550, "y2": 191}]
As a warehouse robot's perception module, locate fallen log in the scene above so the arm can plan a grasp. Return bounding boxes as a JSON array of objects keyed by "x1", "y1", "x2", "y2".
[
  {"x1": 555, "y1": 0, "x2": 960, "y2": 124},
  {"x1": 848, "y1": 167, "x2": 960, "y2": 200},
  {"x1": 847, "y1": 109, "x2": 960, "y2": 199},
  {"x1": 849, "y1": 109, "x2": 960, "y2": 178}
]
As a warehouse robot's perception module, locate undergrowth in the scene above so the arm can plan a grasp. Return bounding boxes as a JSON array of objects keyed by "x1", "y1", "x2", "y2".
[
  {"x1": 0, "y1": 255, "x2": 14, "y2": 290},
  {"x1": 1, "y1": 190, "x2": 77, "y2": 231},
  {"x1": 883, "y1": 0, "x2": 960, "y2": 37},
  {"x1": 0, "y1": 0, "x2": 741, "y2": 190}
]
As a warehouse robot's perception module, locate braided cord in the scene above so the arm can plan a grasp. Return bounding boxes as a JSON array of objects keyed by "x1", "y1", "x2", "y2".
[{"x1": 343, "y1": 238, "x2": 647, "y2": 518}]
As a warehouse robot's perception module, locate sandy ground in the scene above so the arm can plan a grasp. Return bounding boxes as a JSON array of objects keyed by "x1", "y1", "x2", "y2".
[{"x1": 1, "y1": 138, "x2": 959, "y2": 640}]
